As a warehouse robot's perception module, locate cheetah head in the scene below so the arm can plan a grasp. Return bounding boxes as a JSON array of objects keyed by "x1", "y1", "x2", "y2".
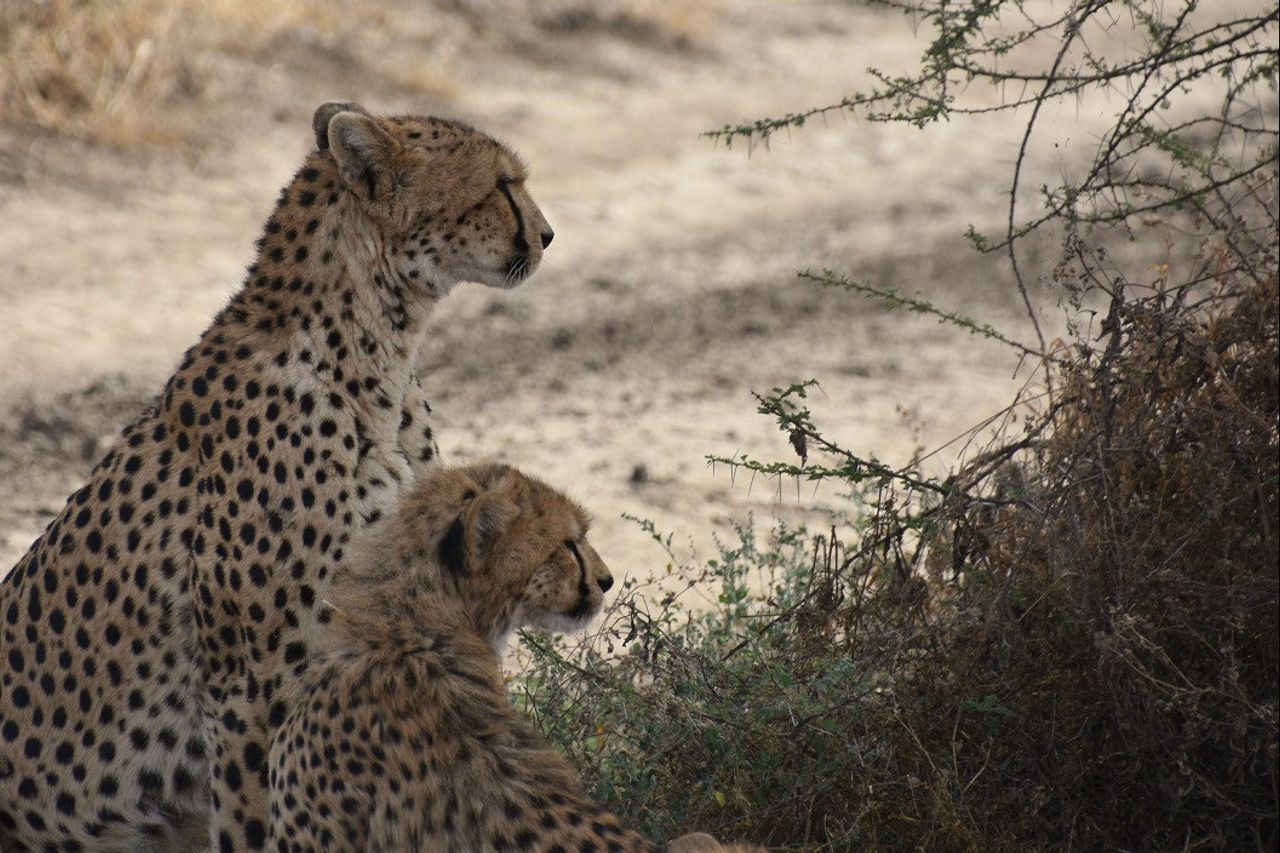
[
  {"x1": 313, "y1": 101, "x2": 553, "y2": 291},
  {"x1": 393, "y1": 464, "x2": 614, "y2": 648}
]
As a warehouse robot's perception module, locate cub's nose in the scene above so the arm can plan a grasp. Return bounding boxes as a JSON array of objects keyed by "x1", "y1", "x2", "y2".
[
  {"x1": 539, "y1": 229, "x2": 554, "y2": 249},
  {"x1": 596, "y1": 572, "x2": 613, "y2": 593}
]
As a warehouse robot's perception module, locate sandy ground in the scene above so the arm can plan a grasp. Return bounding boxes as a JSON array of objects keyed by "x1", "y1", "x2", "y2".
[{"x1": 0, "y1": 0, "x2": 1205, "y2": 579}]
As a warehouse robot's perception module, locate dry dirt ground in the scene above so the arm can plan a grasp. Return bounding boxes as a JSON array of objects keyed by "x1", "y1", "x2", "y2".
[{"x1": 0, "y1": 0, "x2": 1190, "y2": 580}]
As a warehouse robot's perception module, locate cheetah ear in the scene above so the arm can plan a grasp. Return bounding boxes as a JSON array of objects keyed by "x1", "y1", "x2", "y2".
[
  {"x1": 327, "y1": 111, "x2": 399, "y2": 202},
  {"x1": 438, "y1": 493, "x2": 518, "y2": 578},
  {"x1": 311, "y1": 101, "x2": 370, "y2": 151},
  {"x1": 465, "y1": 492, "x2": 519, "y2": 568}
]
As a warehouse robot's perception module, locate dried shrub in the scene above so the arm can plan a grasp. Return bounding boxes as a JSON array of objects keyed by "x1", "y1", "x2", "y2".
[
  {"x1": 899, "y1": 251, "x2": 1280, "y2": 850},
  {"x1": 514, "y1": 236, "x2": 1278, "y2": 851},
  {"x1": 515, "y1": 2, "x2": 1279, "y2": 849}
]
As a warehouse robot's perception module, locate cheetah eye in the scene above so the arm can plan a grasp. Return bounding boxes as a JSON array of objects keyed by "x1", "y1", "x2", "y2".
[{"x1": 564, "y1": 539, "x2": 588, "y2": 569}]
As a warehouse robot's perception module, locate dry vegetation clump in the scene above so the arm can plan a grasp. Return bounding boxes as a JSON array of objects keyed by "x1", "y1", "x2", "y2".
[
  {"x1": 516, "y1": 240, "x2": 1279, "y2": 851},
  {"x1": 0, "y1": 0, "x2": 203, "y2": 146},
  {"x1": 0, "y1": 0, "x2": 341, "y2": 146},
  {"x1": 897, "y1": 250, "x2": 1280, "y2": 850},
  {"x1": 0, "y1": 0, "x2": 445, "y2": 147}
]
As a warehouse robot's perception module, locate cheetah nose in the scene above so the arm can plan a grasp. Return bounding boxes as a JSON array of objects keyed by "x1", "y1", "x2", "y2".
[
  {"x1": 596, "y1": 572, "x2": 613, "y2": 593},
  {"x1": 539, "y1": 229, "x2": 554, "y2": 249}
]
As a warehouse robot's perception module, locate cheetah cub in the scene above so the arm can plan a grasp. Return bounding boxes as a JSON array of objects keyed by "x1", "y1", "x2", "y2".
[{"x1": 267, "y1": 464, "x2": 762, "y2": 852}]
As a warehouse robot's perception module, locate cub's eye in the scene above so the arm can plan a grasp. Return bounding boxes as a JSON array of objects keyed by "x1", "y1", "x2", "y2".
[{"x1": 564, "y1": 539, "x2": 586, "y2": 567}]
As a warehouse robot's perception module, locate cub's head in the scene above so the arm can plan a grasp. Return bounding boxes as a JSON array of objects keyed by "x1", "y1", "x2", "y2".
[
  {"x1": 312, "y1": 100, "x2": 552, "y2": 290},
  {"x1": 390, "y1": 464, "x2": 613, "y2": 648}
]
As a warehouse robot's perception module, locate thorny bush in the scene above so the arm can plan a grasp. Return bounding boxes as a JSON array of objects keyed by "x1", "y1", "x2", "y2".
[{"x1": 515, "y1": 1, "x2": 1279, "y2": 850}]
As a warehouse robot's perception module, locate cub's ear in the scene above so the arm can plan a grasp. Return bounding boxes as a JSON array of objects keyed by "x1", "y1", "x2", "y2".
[
  {"x1": 438, "y1": 492, "x2": 518, "y2": 578},
  {"x1": 327, "y1": 111, "x2": 399, "y2": 202},
  {"x1": 464, "y1": 491, "x2": 519, "y2": 568},
  {"x1": 311, "y1": 101, "x2": 370, "y2": 151}
]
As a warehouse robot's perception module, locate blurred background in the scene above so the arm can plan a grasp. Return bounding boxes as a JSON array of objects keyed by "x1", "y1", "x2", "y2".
[{"x1": 0, "y1": 0, "x2": 1236, "y2": 573}]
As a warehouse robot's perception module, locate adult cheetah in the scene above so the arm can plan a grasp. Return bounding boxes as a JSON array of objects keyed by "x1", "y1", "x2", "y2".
[
  {"x1": 0, "y1": 102, "x2": 552, "y2": 851},
  {"x1": 268, "y1": 463, "x2": 763, "y2": 853}
]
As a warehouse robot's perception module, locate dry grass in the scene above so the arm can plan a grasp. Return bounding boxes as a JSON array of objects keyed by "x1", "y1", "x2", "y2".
[
  {"x1": 0, "y1": 0, "x2": 201, "y2": 146},
  {"x1": 0, "y1": 0, "x2": 344, "y2": 147}
]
